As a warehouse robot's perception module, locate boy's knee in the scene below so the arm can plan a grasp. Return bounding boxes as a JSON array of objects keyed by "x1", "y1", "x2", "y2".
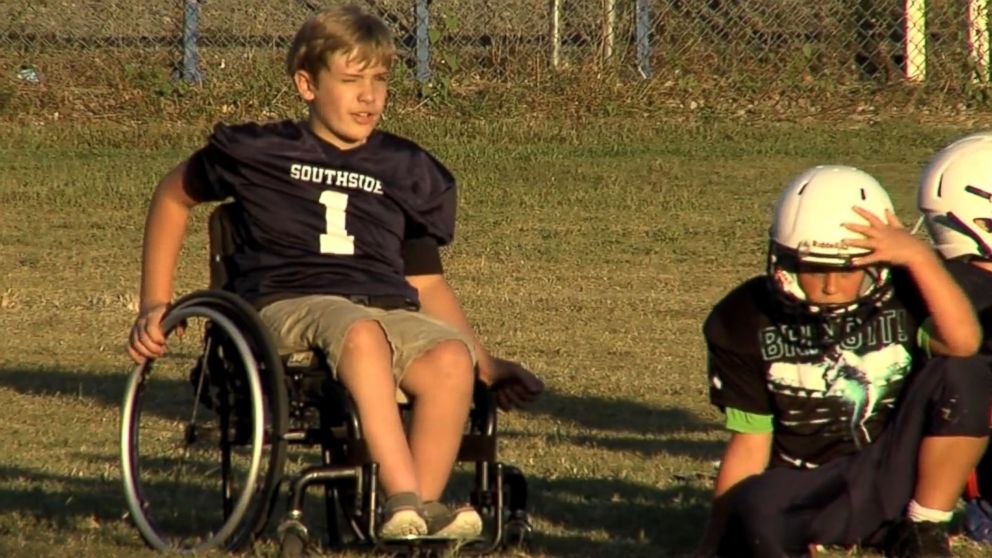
[
  {"x1": 342, "y1": 319, "x2": 388, "y2": 354},
  {"x1": 411, "y1": 340, "x2": 474, "y2": 388}
]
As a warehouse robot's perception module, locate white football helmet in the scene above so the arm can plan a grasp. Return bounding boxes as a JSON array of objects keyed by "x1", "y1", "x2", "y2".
[
  {"x1": 768, "y1": 165, "x2": 894, "y2": 314},
  {"x1": 917, "y1": 132, "x2": 992, "y2": 260}
]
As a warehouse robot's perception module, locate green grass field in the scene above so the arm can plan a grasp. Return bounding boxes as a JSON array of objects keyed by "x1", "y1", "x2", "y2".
[{"x1": 2, "y1": 114, "x2": 992, "y2": 557}]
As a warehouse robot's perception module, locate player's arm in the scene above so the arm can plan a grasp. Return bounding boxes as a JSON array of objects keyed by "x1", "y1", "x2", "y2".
[
  {"x1": 699, "y1": 283, "x2": 776, "y2": 555},
  {"x1": 404, "y1": 158, "x2": 543, "y2": 408},
  {"x1": 703, "y1": 304, "x2": 774, "y2": 495},
  {"x1": 407, "y1": 271, "x2": 543, "y2": 410},
  {"x1": 127, "y1": 160, "x2": 200, "y2": 364},
  {"x1": 714, "y1": 427, "x2": 773, "y2": 497},
  {"x1": 845, "y1": 207, "x2": 980, "y2": 357},
  {"x1": 405, "y1": 273, "x2": 497, "y2": 377},
  {"x1": 697, "y1": 416, "x2": 772, "y2": 556},
  {"x1": 903, "y1": 250, "x2": 980, "y2": 357}
]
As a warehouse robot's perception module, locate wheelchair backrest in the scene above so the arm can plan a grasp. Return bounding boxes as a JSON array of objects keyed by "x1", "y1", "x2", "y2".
[{"x1": 208, "y1": 203, "x2": 248, "y2": 291}]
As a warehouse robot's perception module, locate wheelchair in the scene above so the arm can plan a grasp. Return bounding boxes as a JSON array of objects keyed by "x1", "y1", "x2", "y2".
[{"x1": 119, "y1": 203, "x2": 532, "y2": 555}]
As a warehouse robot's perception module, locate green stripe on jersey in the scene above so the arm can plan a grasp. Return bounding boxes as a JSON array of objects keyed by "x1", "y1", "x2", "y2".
[{"x1": 725, "y1": 407, "x2": 774, "y2": 433}]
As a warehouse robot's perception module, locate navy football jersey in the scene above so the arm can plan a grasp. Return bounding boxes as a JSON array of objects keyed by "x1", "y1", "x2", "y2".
[
  {"x1": 183, "y1": 120, "x2": 456, "y2": 304},
  {"x1": 704, "y1": 271, "x2": 929, "y2": 468}
]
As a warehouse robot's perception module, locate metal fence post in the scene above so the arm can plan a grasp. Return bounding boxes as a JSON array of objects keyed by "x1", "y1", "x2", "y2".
[
  {"x1": 602, "y1": 0, "x2": 616, "y2": 63},
  {"x1": 178, "y1": 0, "x2": 203, "y2": 83},
  {"x1": 904, "y1": 0, "x2": 927, "y2": 81},
  {"x1": 635, "y1": 0, "x2": 652, "y2": 78},
  {"x1": 550, "y1": 0, "x2": 562, "y2": 70},
  {"x1": 415, "y1": 0, "x2": 432, "y2": 83},
  {"x1": 968, "y1": 0, "x2": 991, "y2": 82}
]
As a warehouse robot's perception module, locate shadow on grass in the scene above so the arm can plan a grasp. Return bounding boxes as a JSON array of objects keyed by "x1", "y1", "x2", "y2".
[
  {"x1": 510, "y1": 388, "x2": 725, "y2": 462},
  {"x1": 565, "y1": 433, "x2": 724, "y2": 462},
  {"x1": 527, "y1": 475, "x2": 710, "y2": 558},
  {"x1": 0, "y1": 365, "x2": 227, "y2": 426},
  {"x1": 530, "y1": 389, "x2": 720, "y2": 436},
  {"x1": 443, "y1": 466, "x2": 709, "y2": 557},
  {"x1": 0, "y1": 465, "x2": 125, "y2": 526},
  {"x1": 0, "y1": 366, "x2": 130, "y2": 410}
]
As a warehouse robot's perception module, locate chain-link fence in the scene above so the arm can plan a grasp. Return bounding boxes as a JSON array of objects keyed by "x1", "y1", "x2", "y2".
[{"x1": 1, "y1": 1, "x2": 990, "y2": 117}]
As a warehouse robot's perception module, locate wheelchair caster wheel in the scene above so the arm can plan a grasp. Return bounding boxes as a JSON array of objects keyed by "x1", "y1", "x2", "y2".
[
  {"x1": 278, "y1": 518, "x2": 309, "y2": 558},
  {"x1": 503, "y1": 512, "x2": 532, "y2": 547}
]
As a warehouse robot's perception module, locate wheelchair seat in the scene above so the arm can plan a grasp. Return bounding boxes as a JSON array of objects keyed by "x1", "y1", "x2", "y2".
[{"x1": 120, "y1": 203, "x2": 531, "y2": 556}]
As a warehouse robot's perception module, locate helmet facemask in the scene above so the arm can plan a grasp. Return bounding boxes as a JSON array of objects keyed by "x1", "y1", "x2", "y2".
[{"x1": 767, "y1": 241, "x2": 893, "y2": 318}]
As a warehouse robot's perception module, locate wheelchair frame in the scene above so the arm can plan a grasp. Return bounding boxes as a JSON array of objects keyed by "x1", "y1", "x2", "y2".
[{"x1": 120, "y1": 203, "x2": 531, "y2": 556}]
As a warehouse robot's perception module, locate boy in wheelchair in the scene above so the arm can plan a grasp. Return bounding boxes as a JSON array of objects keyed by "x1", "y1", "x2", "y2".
[{"x1": 126, "y1": 4, "x2": 543, "y2": 542}]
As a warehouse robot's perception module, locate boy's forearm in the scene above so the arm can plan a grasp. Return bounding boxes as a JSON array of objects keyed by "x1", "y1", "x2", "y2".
[
  {"x1": 409, "y1": 274, "x2": 492, "y2": 368},
  {"x1": 140, "y1": 196, "x2": 190, "y2": 309},
  {"x1": 905, "y1": 249, "x2": 980, "y2": 356},
  {"x1": 714, "y1": 433, "x2": 772, "y2": 497},
  {"x1": 139, "y1": 166, "x2": 196, "y2": 310}
]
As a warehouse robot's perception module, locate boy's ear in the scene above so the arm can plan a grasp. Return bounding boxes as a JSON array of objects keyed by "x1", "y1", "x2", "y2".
[{"x1": 293, "y1": 70, "x2": 317, "y2": 102}]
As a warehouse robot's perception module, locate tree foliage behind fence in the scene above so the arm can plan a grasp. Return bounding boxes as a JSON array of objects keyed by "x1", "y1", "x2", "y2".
[{"x1": 0, "y1": 1, "x2": 990, "y2": 122}]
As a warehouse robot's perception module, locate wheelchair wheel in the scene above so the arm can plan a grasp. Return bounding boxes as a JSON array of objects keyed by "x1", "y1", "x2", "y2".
[{"x1": 120, "y1": 291, "x2": 288, "y2": 552}]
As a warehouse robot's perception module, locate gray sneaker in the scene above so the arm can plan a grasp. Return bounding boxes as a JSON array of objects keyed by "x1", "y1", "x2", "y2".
[
  {"x1": 379, "y1": 492, "x2": 428, "y2": 540},
  {"x1": 421, "y1": 501, "x2": 483, "y2": 539}
]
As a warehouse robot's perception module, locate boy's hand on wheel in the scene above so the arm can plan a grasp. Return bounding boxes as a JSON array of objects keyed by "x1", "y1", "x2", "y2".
[{"x1": 127, "y1": 303, "x2": 170, "y2": 364}]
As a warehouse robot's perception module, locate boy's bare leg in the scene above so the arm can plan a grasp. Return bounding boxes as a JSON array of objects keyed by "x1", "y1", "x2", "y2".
[
  {"x1": 336, "y1": 320, "x2": 418, "y2": 497},
  {"x1": 401, "y1": 340, "x2": 475, "y2": 501},
  {"x1": 915, "y1": 435, "x2": 989, "y2": 510}
]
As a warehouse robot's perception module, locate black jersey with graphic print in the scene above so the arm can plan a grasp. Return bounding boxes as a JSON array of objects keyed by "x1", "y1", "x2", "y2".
[
  {"x1": 183, "y1": 120, "x2": 456, "y2": 304},
  {"x1": 704, "y1": 271, "x2": 929, "y2": 469}
]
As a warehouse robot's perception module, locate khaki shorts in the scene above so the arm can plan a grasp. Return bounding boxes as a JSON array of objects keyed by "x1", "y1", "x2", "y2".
[{"x1": 258, "y1": 295, "x2": 477, "y2": 388}]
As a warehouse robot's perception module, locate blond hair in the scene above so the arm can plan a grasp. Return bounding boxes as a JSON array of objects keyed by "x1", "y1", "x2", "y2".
[{"x1": 286, "y1": 5, "x2": 395, "y2": 78}]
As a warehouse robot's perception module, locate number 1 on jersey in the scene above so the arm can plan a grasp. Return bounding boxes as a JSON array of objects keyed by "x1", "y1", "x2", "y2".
[{"x1": 319, "y1": 190, "x2": 355, "y2": 255}]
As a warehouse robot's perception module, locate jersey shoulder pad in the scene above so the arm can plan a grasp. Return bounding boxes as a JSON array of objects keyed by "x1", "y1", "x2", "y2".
[{"x1": 209, "y1": 119, "x2": 303, "y2": 157}]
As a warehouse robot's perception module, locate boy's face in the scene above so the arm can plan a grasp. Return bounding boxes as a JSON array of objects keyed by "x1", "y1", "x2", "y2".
[
  {"x1": 294, "y1": 51, "x2": 388, "y2": 150},
  {"x1": 796, "y1": 263, "x2": 867, "y2": 306}
]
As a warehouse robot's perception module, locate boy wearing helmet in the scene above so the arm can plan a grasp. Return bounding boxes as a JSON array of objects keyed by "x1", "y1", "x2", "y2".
[
  {"x1": 700, "y1": 165, "x2": 989, "y2": 557},
  {"x1": 917, "y1": 132, "x2": 992, "y2": 544}
]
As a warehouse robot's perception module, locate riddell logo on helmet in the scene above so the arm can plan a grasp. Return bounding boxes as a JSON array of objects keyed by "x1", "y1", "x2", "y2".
[{"x1": 799, "y1": 240, "x2": 845, "y2": 250}]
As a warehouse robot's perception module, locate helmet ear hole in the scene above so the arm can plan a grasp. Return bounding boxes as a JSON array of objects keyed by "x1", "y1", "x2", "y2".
[{"x1": 974, "y1": 218, "x2": 992, "y2": 234}]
